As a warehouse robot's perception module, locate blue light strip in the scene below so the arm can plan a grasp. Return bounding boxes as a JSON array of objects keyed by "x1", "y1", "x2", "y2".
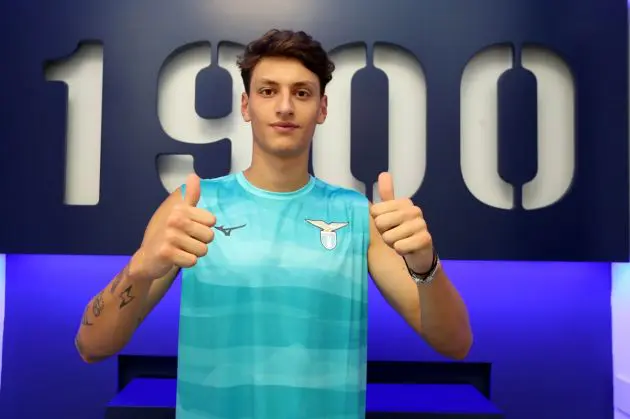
[{"x1": 0, "y1": 253, "x2": 5, "y2": 392}]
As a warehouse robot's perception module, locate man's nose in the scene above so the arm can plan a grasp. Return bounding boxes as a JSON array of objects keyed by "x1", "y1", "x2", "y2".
[{"x1": 275, "y1": 91, "x2": 295, "y2": 117}]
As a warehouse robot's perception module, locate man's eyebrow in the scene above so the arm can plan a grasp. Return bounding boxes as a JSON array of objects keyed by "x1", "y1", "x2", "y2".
[
  {"x1": 293, "y1": 81, "x2": 317, "y2": 89},
  {"x1": 256, "y1": 78, "x2": 317, "y2": 88}
]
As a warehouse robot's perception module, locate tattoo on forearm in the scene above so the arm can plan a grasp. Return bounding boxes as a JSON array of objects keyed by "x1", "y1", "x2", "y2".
[
  {"x1": 119, "y1": 285, "x2": 136, "y2": 309},
  {"x1": 81, "y1": 305, "x2": 93, "y2": 326},
  {"x1": 110, "y1": 265, "x2": 129, "y2": 294},
  {"x1": 92, "y1": 291, "x2": 105, "y2": 317},
  {"x1": 110, "y1": 274, "x2": 123, "y2": 294}
]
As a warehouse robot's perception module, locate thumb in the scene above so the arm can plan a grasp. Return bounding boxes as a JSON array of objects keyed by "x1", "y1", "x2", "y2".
[
  {"x1": 183, "y1": 173, "x2": 201, "y2": 206},
  {"x1": 378, "y1": 172, "x2": 395, "y2": 201}
]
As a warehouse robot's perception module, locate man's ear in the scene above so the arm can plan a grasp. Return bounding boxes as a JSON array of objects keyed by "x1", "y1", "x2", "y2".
[
  {"x1": 241, "y1": 92, "x2": 251, "y2": 122},
  {"x1": 317, "y1": 94, "x2": 328, "y2": 124}
]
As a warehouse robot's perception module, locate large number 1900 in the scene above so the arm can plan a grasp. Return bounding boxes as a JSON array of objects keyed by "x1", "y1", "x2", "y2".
[{"x1": 46, "y1": 41, "x2": 575, "y2": 211}]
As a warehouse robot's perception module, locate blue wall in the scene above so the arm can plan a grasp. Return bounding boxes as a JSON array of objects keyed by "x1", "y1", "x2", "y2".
[{"x1": 0, "y1": 255, "x2": 613, "y2": 418}]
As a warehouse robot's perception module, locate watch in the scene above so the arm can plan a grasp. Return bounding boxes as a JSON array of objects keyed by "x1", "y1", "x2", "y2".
[{"x1": 405, "y1": 249, "x2": 440, "y2": 285}]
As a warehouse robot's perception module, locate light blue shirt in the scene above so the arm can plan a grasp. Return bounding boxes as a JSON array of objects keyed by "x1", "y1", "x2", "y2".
[{"x1": 176, "y1": 172, "x2": 370, "y2": 419}]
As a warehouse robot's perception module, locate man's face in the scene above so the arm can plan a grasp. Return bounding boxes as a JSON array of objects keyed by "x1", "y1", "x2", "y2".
[{"x1": 241, "y1": 56, "x2": 328, "y2": 159}]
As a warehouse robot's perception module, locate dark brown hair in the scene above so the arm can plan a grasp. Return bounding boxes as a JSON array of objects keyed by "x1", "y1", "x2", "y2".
[{"x1": 237, "y1": 29, "x2": 335, "y2": 96}]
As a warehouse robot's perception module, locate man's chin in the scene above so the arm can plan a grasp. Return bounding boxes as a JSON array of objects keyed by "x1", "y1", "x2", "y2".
[
  {"x1": 269, "y1": 146, "x2": 307, "y2": 159},
  {"x1": 260, "y1": 139, "x2": 309, "y2": 159}
]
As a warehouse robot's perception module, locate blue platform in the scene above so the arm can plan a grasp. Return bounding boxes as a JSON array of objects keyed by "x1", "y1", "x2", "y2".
[{"x1": 106, "y1": 378, "x2": 503, "y2": 418}]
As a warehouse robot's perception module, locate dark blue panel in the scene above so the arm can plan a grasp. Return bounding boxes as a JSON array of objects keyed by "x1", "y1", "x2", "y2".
[
  {"x1": 497, "y1": 65, "x2": 538, "y2": 199},
  {"x1": 195, "y1": 43, "x2": 233, "y2": 119},
  {"x1": 351, "y1": 48, "x2": 389, "y2": 201},
  {"x1": 0, "y1": 0, "x2": 626, "y2": 261}
]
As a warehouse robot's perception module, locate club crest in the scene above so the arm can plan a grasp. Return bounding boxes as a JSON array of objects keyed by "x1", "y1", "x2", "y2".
[{"x1": 305, "y1": 219, "x2": 350, "y2": 250}]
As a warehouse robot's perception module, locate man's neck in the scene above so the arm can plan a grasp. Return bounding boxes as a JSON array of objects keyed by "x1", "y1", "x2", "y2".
[{"x1": 243, "y1": 150, "x2": 311, "y2": 193}]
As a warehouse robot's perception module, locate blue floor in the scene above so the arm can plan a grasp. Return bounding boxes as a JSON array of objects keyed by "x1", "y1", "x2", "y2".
[{"x1": 107, "y1": 378, "x2": 503, "y2": 418}]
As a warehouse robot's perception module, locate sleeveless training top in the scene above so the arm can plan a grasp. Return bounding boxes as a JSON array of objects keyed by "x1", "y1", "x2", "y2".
[{"x1": 175, "y1": 172, "x2": 370, "y2": 419}]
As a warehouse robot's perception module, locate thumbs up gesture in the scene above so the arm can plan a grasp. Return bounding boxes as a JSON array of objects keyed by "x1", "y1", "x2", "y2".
[
  {"x1": 133, "y1": 173, "x2": 217, "y2": 281},
  {"x1": 370, "y1": 172, "x2": 434, "y2": 273}
]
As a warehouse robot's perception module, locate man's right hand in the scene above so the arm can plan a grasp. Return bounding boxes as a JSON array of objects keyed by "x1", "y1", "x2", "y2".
[{"x1": 132, "y1": 173, "x2": 216, "y2": 281}]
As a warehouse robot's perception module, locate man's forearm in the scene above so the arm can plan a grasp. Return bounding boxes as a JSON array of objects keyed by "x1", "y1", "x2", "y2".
[
  {"x1": 75, "y1": 264, "x2": 151, "y2": 362},
  {"x1": 418, "y1": 266, "x2": 472, "y2": 359}
]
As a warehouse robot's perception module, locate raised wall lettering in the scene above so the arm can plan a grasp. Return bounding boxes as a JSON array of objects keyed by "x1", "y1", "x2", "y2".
[
  {"x1": 44, "y1": 42, "x2": 104, "y2": 206},
  {"x1": 460, "y1": 45, "x2": 575, "y2": 210}
]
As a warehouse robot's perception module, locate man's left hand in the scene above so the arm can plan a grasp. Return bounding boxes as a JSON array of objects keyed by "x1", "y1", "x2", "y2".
[{"x1": 370, "y1": 172, "x2": 434, "y2": 273}]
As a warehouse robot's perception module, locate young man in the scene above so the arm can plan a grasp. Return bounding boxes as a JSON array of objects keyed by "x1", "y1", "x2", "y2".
[{"x1": 75, "y1": 29, "x2": 472, "y2": 418}]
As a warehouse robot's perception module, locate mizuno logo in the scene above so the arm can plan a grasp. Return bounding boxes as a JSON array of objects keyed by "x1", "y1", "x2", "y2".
[{"x1": 215, "y1": 224, "x2": 246, "y2": 236}]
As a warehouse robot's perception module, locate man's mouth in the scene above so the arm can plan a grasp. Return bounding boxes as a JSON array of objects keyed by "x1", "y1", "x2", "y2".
[
  {"x1": 270, "y1": 122, "x2": 300, "y2": 132},
  {"x1": 271, "y1": 122, "x2": 299, "y2": 128}
]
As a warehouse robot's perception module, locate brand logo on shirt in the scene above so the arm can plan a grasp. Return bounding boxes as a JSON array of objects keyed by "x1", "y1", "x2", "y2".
[
  {"x1": 215, "y1": 224, "x2": 246, "y2": 236},
  {"x1": 305, "y1": 220, "x2": 350, "y2": 250}
]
